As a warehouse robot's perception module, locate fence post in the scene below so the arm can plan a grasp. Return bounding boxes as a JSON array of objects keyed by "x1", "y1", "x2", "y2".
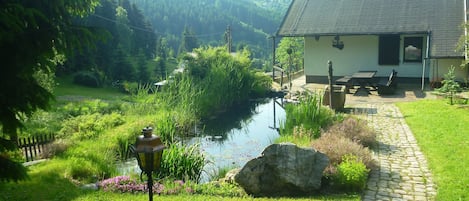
[{"x1": 328, "y1": 61, "x2": 334, "y2": 109}]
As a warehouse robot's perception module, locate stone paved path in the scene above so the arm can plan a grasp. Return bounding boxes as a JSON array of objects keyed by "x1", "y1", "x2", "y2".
[{"x1": 351, "y1": 103, "x2": 437, "y2": 201}]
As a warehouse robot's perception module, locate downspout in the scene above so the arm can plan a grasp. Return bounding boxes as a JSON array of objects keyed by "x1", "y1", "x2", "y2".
[
  {"x1": 464, "y1": 0, "x2": 469, "y2": 81},
  {"x1": 465, "y1": 0, "x2": 468, "y2": 61},
  {"x1": 422, "y1": 31, "x2": 431, "y2": 91}
]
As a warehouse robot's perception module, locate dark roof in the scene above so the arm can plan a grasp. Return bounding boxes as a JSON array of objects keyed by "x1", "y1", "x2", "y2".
[{"x1": 277, "y1": 0, "x2": 465, "y2": 58}]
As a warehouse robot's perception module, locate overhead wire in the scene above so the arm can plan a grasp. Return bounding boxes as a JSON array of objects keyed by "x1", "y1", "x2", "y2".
[{"x1": 91, "y1": 13, "x2": 226, "y2": 38}]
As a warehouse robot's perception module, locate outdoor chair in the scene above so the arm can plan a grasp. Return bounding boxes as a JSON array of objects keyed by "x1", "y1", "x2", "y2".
[{"x1": 377, "y1": 69, "x2": 398, "y2": 95}]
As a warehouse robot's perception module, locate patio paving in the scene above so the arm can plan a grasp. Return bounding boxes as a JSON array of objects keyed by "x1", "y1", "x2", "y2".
[
  {"x1": 285, "y1": 75, "x2": 438, "y2": 104},
  {"x1": 286, "y1": 75, "x2": 438, "y2": 200}
]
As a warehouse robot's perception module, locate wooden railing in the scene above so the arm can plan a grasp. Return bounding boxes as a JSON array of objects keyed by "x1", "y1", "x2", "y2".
[{"x1": 18, "y1": 134, "x2": 55, "y2": 162}]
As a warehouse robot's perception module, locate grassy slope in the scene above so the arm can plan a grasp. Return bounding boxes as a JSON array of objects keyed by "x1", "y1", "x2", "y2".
[{"x1": 396, "y1": 100, "x2": 469, "y2": 200}]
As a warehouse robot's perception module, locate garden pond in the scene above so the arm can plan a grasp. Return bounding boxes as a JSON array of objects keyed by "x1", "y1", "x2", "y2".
[{"x1": 117, "y1": 98, "x2": 286, "y2": 182}]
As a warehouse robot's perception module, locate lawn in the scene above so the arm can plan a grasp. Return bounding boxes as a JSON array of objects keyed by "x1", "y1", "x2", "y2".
[
  {"x1": 54, "y1": 76, "x2": 125, "y2": 100},
  {"x1": 0, "y1": 162, "x2": 360, "y2": 201},
  {"x1": 396, "y1": 99, "x2": 469, "y2": 201}
]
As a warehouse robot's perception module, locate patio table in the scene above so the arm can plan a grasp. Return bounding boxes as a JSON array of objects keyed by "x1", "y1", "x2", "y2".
[{"x1": 352, "y1": 71, "x2": 377, "y2": 94}]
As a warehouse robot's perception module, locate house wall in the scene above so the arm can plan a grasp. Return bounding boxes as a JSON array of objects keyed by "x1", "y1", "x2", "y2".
[
  {"x1": 304, "y1": 35, "x2": 430, "y2": 83},
  {"x1": 429, "y1": 59, "x2": 468, "y2": 83}
]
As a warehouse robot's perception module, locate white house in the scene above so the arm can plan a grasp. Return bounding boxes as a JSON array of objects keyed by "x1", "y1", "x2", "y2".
[{"x1": 277, "y1": 0, "x2": 469, "y2": 87}]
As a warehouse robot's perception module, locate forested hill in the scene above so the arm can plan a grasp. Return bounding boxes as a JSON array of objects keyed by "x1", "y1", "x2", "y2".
[{"x1": 129, "y1": 0, "x2": 291, "y2": 59}]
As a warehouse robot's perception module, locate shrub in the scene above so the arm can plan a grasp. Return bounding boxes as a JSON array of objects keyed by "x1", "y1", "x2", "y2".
[
  {"x1": 40, "y1": 139, "x2": 72, "y2": 158},
  {"x1": 334, "y1": 155, "x2": 369, "y2": 191},
  {"x1": 323, "y1": 117, "x2": 376, "y2": 148},
  {"x1": 73, "y1": 71, "x2": 101, "y2": 87},
  {"x1": 58, "y1": 99, "x2": 123, "y2": 117},
  {"x1": 22, "y1": 110, "x2": 64, "y2": 135},
  {"x1": 58, "y1": 113, "x2": 124, "y2": 140},
  {"x1": 250, "y1": 72, "x2": 272, "y2": 98},
  {"x1": 438, "y1": 66, "x2": 462, "y2": 105},
  {"x1": 311, "y1": 134, "x2": 373, "y2": 175}
]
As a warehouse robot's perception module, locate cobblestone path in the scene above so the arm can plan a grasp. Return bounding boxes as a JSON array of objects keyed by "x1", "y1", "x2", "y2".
[{"x1": 351, "y1": 103, "x2": 437, "y2": 201}]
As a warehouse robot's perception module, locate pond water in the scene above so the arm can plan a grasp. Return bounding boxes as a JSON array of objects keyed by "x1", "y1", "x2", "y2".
[
  {"x1": 117, "y1": 98, "x2": 285, "y2": 182},
  {"x1": 186, "y1": 98, "x2": 285, "y2": 182}
]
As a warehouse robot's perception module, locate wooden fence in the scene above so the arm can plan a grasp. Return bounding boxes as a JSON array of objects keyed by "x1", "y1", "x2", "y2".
[{"x1": 18, "y1": 134, "x2": 55, "y2": 162}]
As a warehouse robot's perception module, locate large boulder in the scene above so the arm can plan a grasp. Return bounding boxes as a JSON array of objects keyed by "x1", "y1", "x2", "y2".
[{"x1": 234, "y1": 143, "x2": 329, "y2": 197}]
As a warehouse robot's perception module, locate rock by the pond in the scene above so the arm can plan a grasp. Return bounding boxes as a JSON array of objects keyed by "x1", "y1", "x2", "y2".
[
  {"x1": 219, "y1": 168, "x2": 240, "y2": 184},
  {"x1": 234, "y1": 143, "x2": 329, "y2": 196}
]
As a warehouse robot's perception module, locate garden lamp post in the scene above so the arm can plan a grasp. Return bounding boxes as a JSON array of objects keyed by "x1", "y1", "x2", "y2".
[{"x1": 135, "y1": 126, "x2": 165, "y2": 201}]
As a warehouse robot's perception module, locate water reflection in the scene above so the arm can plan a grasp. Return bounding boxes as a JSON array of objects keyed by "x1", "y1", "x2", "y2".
[
  {"x1": 187, "y1": 98, "x2": 285, "y2": 182},
  {"x1": 117, "y1": 98, "x2": 286, "y2": 183}
]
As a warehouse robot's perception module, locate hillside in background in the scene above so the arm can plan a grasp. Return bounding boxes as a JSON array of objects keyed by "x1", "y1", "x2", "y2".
[
  {"x1": 253, "y1": 0, "x2": 291, "y2": 17},
  {"x1": 130, "y1": 0, "x2": 291, "y2": 59}
]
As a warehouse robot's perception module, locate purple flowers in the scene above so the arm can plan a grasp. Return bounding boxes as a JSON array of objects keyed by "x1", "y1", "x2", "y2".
[
  {"x1": 99, "y1": 176, "x2": 143, "y2": 193},
  {"x1": 98, "y1": 176, "x2": 193, "y2": 195}
]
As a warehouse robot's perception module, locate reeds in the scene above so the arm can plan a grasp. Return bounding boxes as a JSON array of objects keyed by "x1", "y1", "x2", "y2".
[
  {"x1": 280, "y1": 92, "x2": 334, "y2": 139},
  {"x1": 158, "y1": 143, "x2": 206, "y2": 182}
]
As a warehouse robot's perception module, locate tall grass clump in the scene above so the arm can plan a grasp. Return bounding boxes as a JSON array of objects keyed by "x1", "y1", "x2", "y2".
[
  {"x1": 158, "y1": 143, "x2": 206, "y2": 182},
  {"x1": 280, "y1": 92, "x2": 335, "y2": 139},
  {"x1": 60, "y1": 141, "x2": 117, "y2": 183},
  {"x1": 179, "y1": 46, "x2": 271, "y2": 118}
]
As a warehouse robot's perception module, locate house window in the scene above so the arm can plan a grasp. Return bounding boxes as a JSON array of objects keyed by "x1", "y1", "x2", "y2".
[
  {"x1": 379, "y1": 35, "x2": 400, "y2": 65},
  {"x1": 403, "y1": 37, "x2": 423, "y2": 62}
]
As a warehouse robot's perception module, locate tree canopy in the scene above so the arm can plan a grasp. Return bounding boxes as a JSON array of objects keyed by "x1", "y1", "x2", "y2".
[
  {"x1": 276, "y1": 37, "x2": 304, "y2": 71},
  {"x1": 64, "y1": 0, "x2": 159, "y2": 84},
  {"x1": 0, "y1": 0, "x2": 99, "y2": 182}
]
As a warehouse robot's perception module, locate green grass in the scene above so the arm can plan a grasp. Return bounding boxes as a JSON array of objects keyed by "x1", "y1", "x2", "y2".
[
  {"x1": 54, "y1": 76, "x2": 125, "y2": 100},
  {"x1": 275, "y1": 135, "x2": 312, "y2": 147},
  {"x1": 0, "y1": 161, "x2": 360, "y2": 201},
  {"x1": 396, "y1": 100, "x2": 469, "y2": 201},
  {"x1": 73, "y1": 194, "x2": 359, "y2": 201}
]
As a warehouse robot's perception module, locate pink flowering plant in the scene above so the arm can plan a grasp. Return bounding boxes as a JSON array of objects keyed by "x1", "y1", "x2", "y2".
[{"x1": 98, "y1": 176, "x2": 194, "y2": 195}]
